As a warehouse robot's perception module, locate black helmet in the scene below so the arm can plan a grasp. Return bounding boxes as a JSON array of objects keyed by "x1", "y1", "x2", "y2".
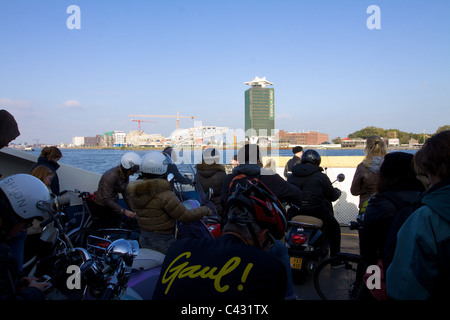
[
  {"x1": 226, "y1": 179, "x2": 287, "y2": 240},
  {"x1": 301, "y1": 149, "x2": 321, "y2": 166}
]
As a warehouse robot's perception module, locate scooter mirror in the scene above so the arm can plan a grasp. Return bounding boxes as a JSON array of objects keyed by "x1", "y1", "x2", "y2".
[{"x1": 337, "y1": 173, "x2": 345, "y2": 182}]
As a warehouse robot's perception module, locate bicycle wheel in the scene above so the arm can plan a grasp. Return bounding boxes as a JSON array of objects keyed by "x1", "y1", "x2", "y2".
[{"x1": 313, "y1": 253, "x2": 366, "y2": 300}]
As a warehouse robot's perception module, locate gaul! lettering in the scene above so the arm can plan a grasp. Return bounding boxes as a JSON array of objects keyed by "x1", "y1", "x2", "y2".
[{"x1": 161, "y1": 252, "x2": 252, "y2": 295}]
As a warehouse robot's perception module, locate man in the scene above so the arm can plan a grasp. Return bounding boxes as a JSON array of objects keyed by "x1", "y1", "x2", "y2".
[
  {"x1": 94, "y1": 152, "x2": 141, "y2": 228},
  {"x1": 152, "y1": 181, "x2": 288, "y2": 300},
  {"x1": 219, "y1": 143, "x2": 302, "y2": 299},
  {"x1": 284, "y1": 146, "x2": 303, "y2": 178},
  {"x1": 287, "y1": 149, "x2": 342, "y2": 258}
]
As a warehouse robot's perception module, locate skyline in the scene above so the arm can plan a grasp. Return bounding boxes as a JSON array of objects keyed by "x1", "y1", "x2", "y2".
[{"x1": 1, "y1": 1, "x2": 449, "y2": 145}]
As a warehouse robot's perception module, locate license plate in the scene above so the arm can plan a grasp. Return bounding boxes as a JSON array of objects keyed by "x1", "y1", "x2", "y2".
[{"x1": 290, "y1": 257, "x2": 303, "y2": 270}]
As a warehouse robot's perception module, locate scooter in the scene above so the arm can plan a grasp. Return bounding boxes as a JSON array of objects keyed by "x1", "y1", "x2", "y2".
[
  {"x1": 79, "y1": 171, "x2": 219, "y2": 300},
  {"x1": 285, "y1": 173, "x2": 345, "y2": 284}
]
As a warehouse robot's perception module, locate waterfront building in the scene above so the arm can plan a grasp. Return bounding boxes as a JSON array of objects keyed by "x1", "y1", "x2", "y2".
[
  {"x1": 244, "y1": 76, "x2": 275, "y2": 140},
  {"x1": 277, "y1": 130, "x2": 329, "y2": 145}
]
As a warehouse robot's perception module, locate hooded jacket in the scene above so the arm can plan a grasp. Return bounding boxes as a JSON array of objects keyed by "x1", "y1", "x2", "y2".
[
  {"x1": 127, "y1": 178, "x2": 209, "y2": 234},
  {"x1": 386, "y1": 180, "x2": 450, "y2": 300}
]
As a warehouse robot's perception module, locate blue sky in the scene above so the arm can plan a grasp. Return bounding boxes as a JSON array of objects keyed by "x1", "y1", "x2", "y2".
[{"x1": 1, "y1": 0, "x2": 449, "y2": 144}]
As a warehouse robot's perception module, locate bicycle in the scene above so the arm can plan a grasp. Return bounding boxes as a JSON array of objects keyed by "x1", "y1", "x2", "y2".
[{"x1": 313, "y1": 218, "x2": 367, "y2": 300}]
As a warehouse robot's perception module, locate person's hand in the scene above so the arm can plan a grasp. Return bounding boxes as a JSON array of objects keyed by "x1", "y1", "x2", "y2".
[
  {"x1": 20, "y1": 277, "x2": 50, "y2": 292},
  {"x1": 124, "y1": 209, "x2": 137, "y2": 219}
]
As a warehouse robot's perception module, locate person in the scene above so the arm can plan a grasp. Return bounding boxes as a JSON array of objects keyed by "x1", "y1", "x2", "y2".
[
  {"x1": 195, "y1": 148, "x2": 227, "y2": 217},
  {"x1": 0, "y1": 174, "x2": 51, "y2": 300},
  {"x1": 361, "y1": 152, "x2": 424, "y2": 268},
  {"x1": 220, "y1": 144, "x2": 302, "y2": 212},
  {"x1": 284, "y1": 145, "x2": 303, "y2": 178},
  {"x1": 31, "y1": 146, "x2": 63, "y2": 195},
  {"x1": 350, "y1": 135, "x2": 387, "y2": 214},
  {"x1": 387, "y1": 130, "x2": 450, "y2": 300},
  {"x1": 152, "y1": 181, "x2": 288, "y2": 300},
  {"x1": 231, "y1": 154, "x2": 238, "y2": 166},
  {"x1": 127, "y1": 151, "x2": 211, "y2": 255},
  {"x1": 220, "y1": 143, "x2": 302, "y2": 300},
  {"x1": 25, "y1": 166, "x2": 56, "y2": 263},
  {"x1": 93, "y1": 152, "x2": 141, "y2": 228},
  {"x1": 0, "y1": 109, "x2": 20, "y2": 150},
  {"x1": 162, "y1": 146, "x2": 192, "y2": 185},
  {"x1": 287, "y1": 149, "x2": 342, "y2": 258}
]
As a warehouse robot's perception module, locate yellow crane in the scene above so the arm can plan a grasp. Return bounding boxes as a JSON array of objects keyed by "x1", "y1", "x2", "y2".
[{"x1": 128, "y1": 110, "x2": 195, "y2": 130}]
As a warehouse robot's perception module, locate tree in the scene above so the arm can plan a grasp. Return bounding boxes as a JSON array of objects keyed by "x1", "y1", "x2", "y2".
[{"x1": 436, "y1": 125, "x2": 450, "y2": 133}]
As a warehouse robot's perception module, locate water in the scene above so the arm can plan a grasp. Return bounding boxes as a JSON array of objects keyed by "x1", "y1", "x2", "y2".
[{"x1": 27, "y1": 148, "x2": 416, "y2": 175}]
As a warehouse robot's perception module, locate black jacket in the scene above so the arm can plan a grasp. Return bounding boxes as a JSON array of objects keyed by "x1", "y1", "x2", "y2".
[
  {"x1": 361, "y1": 189, "x2": 422, "y2": 267},
  {"x1": 287, "y1": 163, "x2": 341, "y2": 214},
  {"x1": 284, "y1": 155, "x2": 302, "y2": 178}
]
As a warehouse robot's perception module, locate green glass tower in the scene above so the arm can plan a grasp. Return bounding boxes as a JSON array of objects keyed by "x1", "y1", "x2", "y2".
[{"x1": 244, "y1": 76, "x2": 274, "y2": 139}]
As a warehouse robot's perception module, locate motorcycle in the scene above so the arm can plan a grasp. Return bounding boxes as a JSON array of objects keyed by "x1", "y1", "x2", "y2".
[{"x1": 285, "y1": 173, "x2": 345, "y2": 284}]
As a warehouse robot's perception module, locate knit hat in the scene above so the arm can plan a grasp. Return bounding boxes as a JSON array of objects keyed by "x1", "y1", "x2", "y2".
[{"x1": 292, "y1": 146, "x2": 303, "y2": 154}]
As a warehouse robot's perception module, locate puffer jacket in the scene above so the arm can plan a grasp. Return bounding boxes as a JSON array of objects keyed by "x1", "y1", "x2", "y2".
[
  {"x1": 195, "y1": 162, "x2": 227, "y2": 216},
  {"x1": 127, "y1": 178, "x2": 210, "y2": 234}
]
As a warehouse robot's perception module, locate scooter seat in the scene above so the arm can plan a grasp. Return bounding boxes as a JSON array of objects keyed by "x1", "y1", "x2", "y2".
[
  {"x1": 291, "y1": 215, "x2": 323, "y2": 228},
  {"x1": 132, "y1": 248, "x2": 165, "y2": 270}
]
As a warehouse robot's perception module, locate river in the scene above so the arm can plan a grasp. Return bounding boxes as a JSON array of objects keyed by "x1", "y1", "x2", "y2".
[{"x1": 26, "y1": 148, "x2": 417, "y2": 175}]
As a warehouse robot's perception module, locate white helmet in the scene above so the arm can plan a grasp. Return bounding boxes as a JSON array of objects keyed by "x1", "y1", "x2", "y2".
[
  {"x1": 0, "y1": 174, "x2": 51, "y2": 220},
  {"x1": 141, "y1": 151, "x2": 169, "y2": 175},
  {"x1": 121, "y1": 152, "x2": 142, "y2": 173}
]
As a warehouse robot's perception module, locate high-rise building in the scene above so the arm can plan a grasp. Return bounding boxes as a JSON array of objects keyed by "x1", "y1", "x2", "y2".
[{"x1": 244, "y1": 76, "x2": 274, "y2": 139}]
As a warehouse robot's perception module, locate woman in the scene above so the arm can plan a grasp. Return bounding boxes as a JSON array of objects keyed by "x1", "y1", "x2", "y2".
[
  {"x1": 31, "y1": 146, "x2": 62, "y2": 195},
  {"x1": 360, "y1": 152, "x2": 424, "y2": 268},
  {"x1": 350, "y1": 135, "x2": 387, "y2": 213},
  {"x1": 127, "y1": 151, "x2": 211, "y2": 254}
]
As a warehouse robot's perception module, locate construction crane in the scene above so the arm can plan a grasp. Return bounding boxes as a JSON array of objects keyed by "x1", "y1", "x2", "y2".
[
  {"x1": 131, "y1": 119, "x2": 156, "y2": 134},
  {"x1": 128, "y1": 110, "x2": 195, "y2": 130}
]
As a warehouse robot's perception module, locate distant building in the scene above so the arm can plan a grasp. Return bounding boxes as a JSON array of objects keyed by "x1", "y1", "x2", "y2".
[
  {"x1": 113, "y1": 131, "x2": 127, "y2": 147},
  {"x1": 244, "y1": 76, "x2": 275, "y2": 139},
  {"x1": 72, "y1": 136, "x2": 84, "y2": 146},
  {"x1": 277, "y1": 130, "x2": 329, "y2": 145},
  {"x1": 388, "y1": 138, "x2": 400, "y2": 147},
  {"x1": 341, "y1": 137, "x2": 366, "y2": 148},
  {"x1": 84, "y1": 136, "x2": 98, "y2": 147}
]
